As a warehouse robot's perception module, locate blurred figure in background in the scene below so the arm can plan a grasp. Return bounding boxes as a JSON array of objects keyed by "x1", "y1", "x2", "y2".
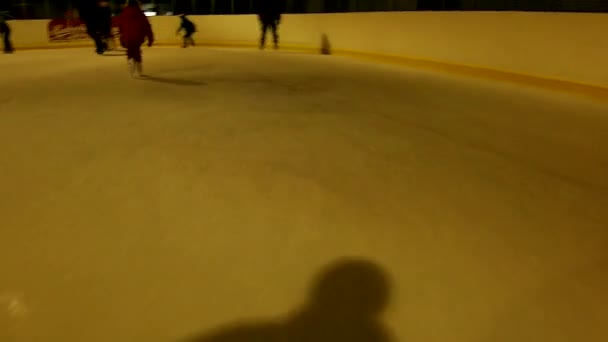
[
  {"x1": 0, "y1": 11, "x2": 14, "y2": 54},
  {"x1": 97, "y1": 1, "x2": 114, "y2": 50},
  {"x1": 118, "y1": 0, "x2": 154, "y2": 78},
  {"x1": 74, "y1": 0, "x2": 106, "y2": 54},
  {"x1": 177, "y1": 14, "x2": 196, "y2": 48},
  {"x1": 255, "y1": 0, "x2": 283, "y2": 49}
]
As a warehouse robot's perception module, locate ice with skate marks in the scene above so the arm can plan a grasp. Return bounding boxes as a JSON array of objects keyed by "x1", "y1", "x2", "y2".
[
  {"x1": 1, "y1": 292, "x2": 27, "y2": 317},
  {"x1": 1, "y1": 292, "x2": 28, "y2": 342}
]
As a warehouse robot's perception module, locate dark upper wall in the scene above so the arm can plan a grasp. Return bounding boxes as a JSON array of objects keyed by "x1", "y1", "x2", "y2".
[{"x1": 4, "y1": 0, "x2": 608, "y2": 19}]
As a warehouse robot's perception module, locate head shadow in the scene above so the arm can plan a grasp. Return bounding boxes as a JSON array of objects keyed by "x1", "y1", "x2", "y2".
[{"x1": 184, "y1": 257, "x2": 393, "y2": 342}]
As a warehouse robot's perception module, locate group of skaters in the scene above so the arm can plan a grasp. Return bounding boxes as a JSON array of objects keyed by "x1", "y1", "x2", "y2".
[{"x1": 2, "y1": 0, "x2": 284, "y2": 77}]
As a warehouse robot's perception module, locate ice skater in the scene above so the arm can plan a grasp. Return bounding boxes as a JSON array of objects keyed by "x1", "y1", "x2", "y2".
[
  {"x1": 177, "y1": 14, "x2": 196, "y2": 48},
  {"x1": 0, "y1": 12, "x2": 14, "y2": 54},
  {"x1": 97, "y1": 1, "x2": 115, "y2": 51},
  {"x1": 118, "y1": 0, "x2": 154, "y2": 78},
  {"x1": 255, "y1": 0, "x2": 283, "y2": 49},
  {"x1": 75, "y1": 0, "x2": 107, "y2": 54}
]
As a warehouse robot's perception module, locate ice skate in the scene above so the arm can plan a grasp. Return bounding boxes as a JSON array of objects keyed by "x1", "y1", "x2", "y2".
[
  {"x1": 135, "y1": 62, "x2": 145, "y2": 78},
  {"x1": 128, "y1": 58, "x2": 137, "y2": 78}
]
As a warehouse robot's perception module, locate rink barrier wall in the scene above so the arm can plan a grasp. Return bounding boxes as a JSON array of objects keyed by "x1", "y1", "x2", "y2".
[{"x1": 7, "y1": 12, "x2": 608, "y2": 98}]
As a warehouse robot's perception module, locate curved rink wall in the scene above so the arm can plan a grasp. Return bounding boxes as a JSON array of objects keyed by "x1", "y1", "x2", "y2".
[{"x1": 7, "y1": 11, "x2": 608, "y2": 96}]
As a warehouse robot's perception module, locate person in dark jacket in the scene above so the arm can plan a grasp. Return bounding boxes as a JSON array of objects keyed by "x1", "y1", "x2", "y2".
[
  {"x1": 75, "y1": 0, "x2": 107, "y2": 54},
  {"x1": 118, "y1": 0, "x2": 154, "y2": 77},
  {"x1": 0, "y1": 12, "x2": 14, "y2": 54},
  {"x1": 177, "y1": 14, "x2": 196, "y2": 48},
  {"x1": 97, "y1": 1, "x2": 114, "y2": 50},
  {"x1": 255, "y1": 0, "x2": 284, "y2": 49}
]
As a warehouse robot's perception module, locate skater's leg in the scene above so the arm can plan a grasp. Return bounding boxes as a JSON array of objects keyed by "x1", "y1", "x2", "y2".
[
  {"x1": 3, "y1": 28, "x2": 14, "y2": 53},
  {"x1": 188, "y1": 32, "x2": 194, "y2": 46},
  {"x1": 106, "y1": 34, "x2": 114, "y2": 50},
  {"x1": 271, "y1": 21, "x2": 279, "y2": 49},
  {"x1": 133, "y1": 46, "x2": 143, "y2": 76},
  {"x1": 102, "y1": 30, "x2": 113, "y2": 50},
  {"x1": 126, "y1": 45, "x2": 135, "y2": 60},
  {"x1": 184, "y1": 32, "x2": 193, "y2": 47},
  {"x1": 87, "y1": 23, "x2": 105, "y2": 54},
  {"x1": 126, "y1": 46, "x2": 135, "y2": 76},
  {"x1": 126, "y1": 44, "x2": 142, "y2": 77},
  {"x1": 127, "y1": 45, "x2": 142, "y2": 63},
  {"x1": 260, "y1": 21, "x2": 270, "y2": 49}
]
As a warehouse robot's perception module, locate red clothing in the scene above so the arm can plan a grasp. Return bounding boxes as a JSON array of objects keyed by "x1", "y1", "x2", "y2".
[{"x1": 118, "y1": 5, "x2": 153, "y2": 47}]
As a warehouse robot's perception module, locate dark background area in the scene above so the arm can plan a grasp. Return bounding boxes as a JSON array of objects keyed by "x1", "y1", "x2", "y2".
[{"x1": 1, "y1": 0, "x2": 607, "y2": 19}]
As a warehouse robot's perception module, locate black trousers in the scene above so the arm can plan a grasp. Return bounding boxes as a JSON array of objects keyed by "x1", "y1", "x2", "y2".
[
  {"x1": 183, "y1": 31, "x2": 195, "y2": 47},
  {"x1": 260, "y1": 20, "x2": 279, "y2": 47},
  {"x1": 85, "y1": 21, "x2": 106, "y2": 53},
  {"x1": 1, "y1": 25, "x2": 13, "y2": 53}
]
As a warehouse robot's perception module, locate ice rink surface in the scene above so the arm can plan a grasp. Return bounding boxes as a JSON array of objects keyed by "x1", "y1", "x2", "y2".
[{"x1": 1, "y1": 47, "x2": 607, "y2": 342}]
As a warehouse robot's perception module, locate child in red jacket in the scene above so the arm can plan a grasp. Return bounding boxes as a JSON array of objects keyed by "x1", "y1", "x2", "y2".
[{"x1": 118, "y1": 0, "x2": 154, "y2": 77}]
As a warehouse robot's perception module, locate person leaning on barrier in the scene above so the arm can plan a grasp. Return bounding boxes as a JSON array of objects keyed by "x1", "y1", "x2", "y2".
[
  {"x1": 254, "y1": 0, "x2": 284, "y2": 50},
  {"x1": 0, "y1": 11, "x2": 14, "y2": 54}
]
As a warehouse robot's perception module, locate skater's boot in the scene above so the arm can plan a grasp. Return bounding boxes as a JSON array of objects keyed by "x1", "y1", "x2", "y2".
[
  {"x1": 128, "y1": 58, "x2": 136, "y2": 77},
  {"x1": 273, "y1": 35, "x2": 279, "y2": 50},
  {"x1": 135, "y1": 62, "x2": 144, "y2": 77},
  {"x1": 190, "y1": 38, "x2": 195, "y2": 47}
]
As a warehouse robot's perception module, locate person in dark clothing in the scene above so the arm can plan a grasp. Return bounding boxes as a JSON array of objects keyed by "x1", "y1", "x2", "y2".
[
  {"x1": 75, "y1": 0, "x2": 106, "y2": 54},
  {"x1": 0, "y1": 12, "x2": 14, "y2": 54},
  {"x1": 255, "y1": 0, "x2": 284, "y2": 49},
  {"x1": 177, "y1": 14, "x2": 196, "y2": 48},
  {"x1": 97, "y1": 1, "x2": 114, "y2": 50}
]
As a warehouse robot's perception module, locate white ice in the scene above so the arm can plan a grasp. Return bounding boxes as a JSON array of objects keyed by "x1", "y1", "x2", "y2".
[{"x1": 1, "y1": 47, "x2": 607, "y2": 342}]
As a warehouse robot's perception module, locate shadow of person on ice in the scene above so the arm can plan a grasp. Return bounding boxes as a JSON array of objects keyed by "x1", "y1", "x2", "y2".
[
  {"x1": 141, "y1": 76, "x2": 206, "y2": 86},
  {"x1": 183, "y1": 258, "x2": 393, "y2": 342}
]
